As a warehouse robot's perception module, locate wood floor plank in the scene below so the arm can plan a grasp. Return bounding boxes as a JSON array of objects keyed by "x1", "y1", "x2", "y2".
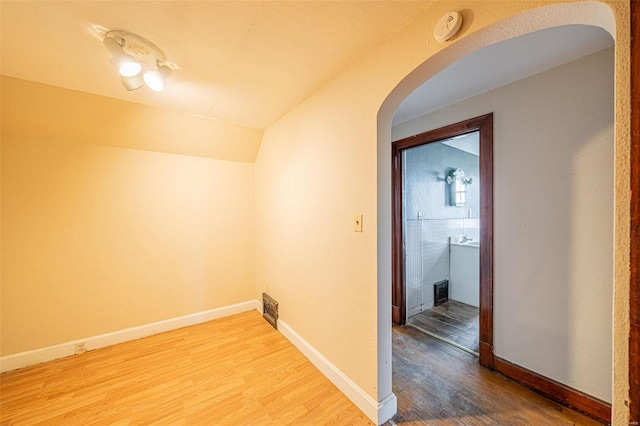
[
  {"x1": 1, "y1": 311, "x2": 372, "y2": 425},
  {"x1": 408, "y1": 300, "x2": 480, "y2": 353},
  {"x1": 2, "y1": 309, "x2": 604, "y2": 425},
  {"x1": 392, "y1": 324, "x2": 603, "y2": 425}
]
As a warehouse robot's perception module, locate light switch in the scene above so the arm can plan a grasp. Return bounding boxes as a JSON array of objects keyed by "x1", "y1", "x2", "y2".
[{"x1": 354, "y1": 214, "x2": 363, "y2": 232}]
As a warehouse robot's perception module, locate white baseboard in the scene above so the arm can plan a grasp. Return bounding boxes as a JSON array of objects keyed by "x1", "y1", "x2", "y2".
[
  {"x1": 2, "y1": 301, "x2": 397, "y2": 424},
  {"x1": 377, "y1": 392, "x2": 398, "y2": 425},
  {"x1": 1, "y1": 300, "x2": 261, "y2": 373},
  {"x1": 278, "y1": 320, "x2": 397, "y2": 425}
]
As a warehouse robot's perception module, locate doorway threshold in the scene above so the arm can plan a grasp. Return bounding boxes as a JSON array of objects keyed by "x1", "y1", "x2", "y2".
[{"x1": 405, "y1": 322, "x2": 479, "y2": 357}]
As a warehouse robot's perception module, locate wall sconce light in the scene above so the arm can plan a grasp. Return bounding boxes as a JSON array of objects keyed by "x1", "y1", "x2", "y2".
[
  {"x1": 103, "y1": 30, "x2": 173, "y2": 92},
  {"x1": 446, "y1": 168, "x2": 472, "y2": 186},
  {"x1": 447, "y1": 168, "x2": 472, "y2": 207}
]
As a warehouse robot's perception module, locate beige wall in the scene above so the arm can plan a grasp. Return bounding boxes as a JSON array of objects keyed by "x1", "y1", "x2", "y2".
[
  {"x1": 255, "y1": 85, "x2": 380, "y2": 397},
  {"x1": 256, "y1": 0, "x2": 630, "y2": 423},
  {"x1": 1, "y1": 77, "x2": 257, "y2": 356},
  {"x1": 2, "y1": 77, "x2": 263, "y2": 163},
  {"x1": 393, "y1": 47, "x2": 614, "y2": 402}
]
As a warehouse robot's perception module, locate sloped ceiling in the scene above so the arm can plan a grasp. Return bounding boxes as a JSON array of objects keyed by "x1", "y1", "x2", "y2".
[
  {"x1": 0, "y1": 1, "x2": 431, "y2": 129},
  {"x1": 1, "y1": 3, "x2": 615, "y2": 133}
]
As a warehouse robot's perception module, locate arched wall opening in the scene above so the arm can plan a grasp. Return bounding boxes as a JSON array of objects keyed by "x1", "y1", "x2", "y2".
[{"x1": 376, "y1": 2, "x2": 627, "y2": 424}]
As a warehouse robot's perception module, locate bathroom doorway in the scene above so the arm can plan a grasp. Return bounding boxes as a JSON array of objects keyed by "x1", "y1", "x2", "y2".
[
  {"x1": 402, "y1": 131, "x2": 480, "y2": 354},
  {"x1": 392, "y1": 114, "x2": 494, "y2": 366}
]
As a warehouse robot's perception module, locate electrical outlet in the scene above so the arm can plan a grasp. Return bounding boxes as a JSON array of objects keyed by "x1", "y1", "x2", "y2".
[{"x1": 75, "y1": 342, "x2": 87, "y2": 354}]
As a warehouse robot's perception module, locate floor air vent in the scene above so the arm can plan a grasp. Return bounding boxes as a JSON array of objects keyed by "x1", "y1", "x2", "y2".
[
  {"x1": 434, "y1": 280, "x2": 449, "y2": 306},
  {"x1": 262, "y1": 293, "x2": 279, "y2": 329}
]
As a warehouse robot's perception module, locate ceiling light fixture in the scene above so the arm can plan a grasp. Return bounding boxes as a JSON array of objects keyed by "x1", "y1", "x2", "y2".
[
  {"x1": 103, "y1": 30, "x2": 173, "y2": 92},
  {"x1": 103, "y1": 36, "x2": 141, "y2": 77},
  {"x1": 121, "y1": 74, "x2": 144, "y2": 91},
  {"x1": 143, "y1": 65, "x2": 172, "y2": 92}
]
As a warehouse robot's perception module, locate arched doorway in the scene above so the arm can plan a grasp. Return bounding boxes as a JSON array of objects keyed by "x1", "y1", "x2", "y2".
[{"x1": 376, "y1": 3, "x2": 621, "y2": 424}]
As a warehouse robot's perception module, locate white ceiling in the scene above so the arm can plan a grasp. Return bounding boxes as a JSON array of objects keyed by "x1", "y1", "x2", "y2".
[
  {"x1": 1, "y1": 4, "x2": 615, "y2": 132},
  {"x1": 393, "y1": 24, "x2": 614, "y2": 125},
  {"x1": 0, "y1": 1, "x2": 431, "y2": 129},
  {"x1": 442, "y1": 132, "x2": 479, "y2": 157}
]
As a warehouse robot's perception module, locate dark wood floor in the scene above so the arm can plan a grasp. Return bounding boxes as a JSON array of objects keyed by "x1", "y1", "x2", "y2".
[
  {"x1": 392, "y1": 325, "x2": 602, "y2": 425},
  {"x1": 407, "y1": 300, "x2": 479, "y2": 353}
]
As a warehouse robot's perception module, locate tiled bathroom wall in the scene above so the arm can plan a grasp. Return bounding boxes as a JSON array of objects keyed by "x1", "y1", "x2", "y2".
[
  {"x1": 403, "y1": 140, "x2": 480, "y2": 318},
  {"x1": 405, "y1": 220, "x2": 423, "y2": 317},
  {"x1": 405, "y1": 218, "x2": 479, "y2": 317}
]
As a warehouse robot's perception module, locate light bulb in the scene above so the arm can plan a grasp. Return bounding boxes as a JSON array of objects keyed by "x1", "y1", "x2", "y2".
[
  {"x1": 119, "y1": 60, "x2": 142, "y2": 77},
  {"x1": 143, "y1": 70, "x2": 164, "y2": 91},
  {"x1": 143, "y1": 66, "x2": 171, "y2": 92},
  {"x1": 109, "y1": 55, "x2": 141, "y2": 77},
  {"x1": 104, "y1": 36, "x2": 141, "y2": 77}
]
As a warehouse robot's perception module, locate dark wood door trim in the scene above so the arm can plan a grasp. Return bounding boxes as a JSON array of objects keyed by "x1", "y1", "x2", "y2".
[
  {"x1": 390, "y1": 112, "x2": 615, "y2": 422},
  {"x1": 391, "y1": 140, "x2": 404, "y2": 326},
  {"x1": 629, "y1": 0, "x2": 639, "y2": 422},
  {"x1": 391, "y1": 113, "x2": 494, "y2": 367},
  {"x1": 493, "y1": 357, "x2": 611, "y2": 424}
]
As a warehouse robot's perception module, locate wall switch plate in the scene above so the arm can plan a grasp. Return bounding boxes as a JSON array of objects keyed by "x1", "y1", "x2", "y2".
[{"x1": 354, "y1": 214, "x2": 363, "y2": 232}]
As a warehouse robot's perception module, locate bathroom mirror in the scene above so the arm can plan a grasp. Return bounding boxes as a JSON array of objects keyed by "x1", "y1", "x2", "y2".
[{"x1": 446, "y1": 168, "x2": 472, "y2": 207}]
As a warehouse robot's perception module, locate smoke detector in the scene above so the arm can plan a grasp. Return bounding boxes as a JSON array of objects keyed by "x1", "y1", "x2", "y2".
[{"x1": 434, "y1": 11, "x2": 463, "y2": 43}]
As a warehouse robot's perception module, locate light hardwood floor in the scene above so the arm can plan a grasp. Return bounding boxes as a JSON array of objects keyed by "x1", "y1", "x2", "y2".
[
  {"x1": 0, "y1": 311, "x2": 372, "y2": 425},
  {"x1": 2, "y1": 310, "x2": 604, "y2": 425}
]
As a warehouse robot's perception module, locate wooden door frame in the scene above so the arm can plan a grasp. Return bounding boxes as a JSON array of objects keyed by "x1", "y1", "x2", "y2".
[
  {"x1": 391, "y1": 113, "x2": 494, "y2": 367},
  {"x1": 629, "y1": 0, "x2": 639, "y2": 422}
]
